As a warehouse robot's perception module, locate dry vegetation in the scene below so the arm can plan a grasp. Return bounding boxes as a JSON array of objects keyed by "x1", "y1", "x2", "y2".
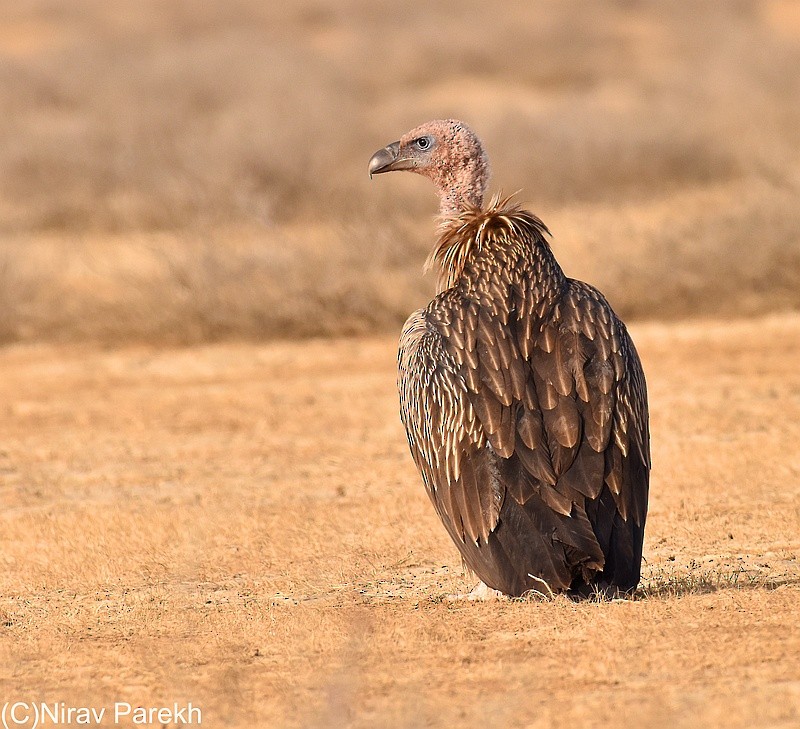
[
  {"x1": 0, "y1": 0, "x2": 799, "y2": 342},
  {"x1": 2, "y1": 316, "x2": 800, "y2": 727}
]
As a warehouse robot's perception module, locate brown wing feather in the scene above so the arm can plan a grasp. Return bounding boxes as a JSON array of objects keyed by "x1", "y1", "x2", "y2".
[
  {"x1": 399, "y1": 309, "x2": 502, "y2": 545},
  {"x1": 545, "y1": 281, "x2": 650, "y2": 525}
]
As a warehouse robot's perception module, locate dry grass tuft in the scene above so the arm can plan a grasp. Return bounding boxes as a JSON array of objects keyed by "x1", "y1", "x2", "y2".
[{"x1": 637, "y1": 562, "x2": 784, "y2": 600}]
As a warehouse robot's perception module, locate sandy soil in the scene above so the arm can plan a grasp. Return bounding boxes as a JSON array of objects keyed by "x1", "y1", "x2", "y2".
[
  {"x1": 0, "y1": 316, "x2": 800, "y2": 727},
  {"x1": 1, "y1": 314, "x2": 799, "y2": 727}
]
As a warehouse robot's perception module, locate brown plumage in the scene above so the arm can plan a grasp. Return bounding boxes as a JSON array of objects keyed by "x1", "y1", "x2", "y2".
[{"x1": 369, "y1": 120, "x2": 650, "y2": 598}]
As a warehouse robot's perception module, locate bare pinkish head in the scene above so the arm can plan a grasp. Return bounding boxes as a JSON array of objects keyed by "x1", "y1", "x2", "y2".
[{"x1": 369, "y1": 119, "x2": 490, "y2": 217}]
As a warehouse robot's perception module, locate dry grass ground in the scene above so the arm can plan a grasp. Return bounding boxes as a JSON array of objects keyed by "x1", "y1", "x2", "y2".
[
  {"x1": 1, "y1": 0, "x2": 800, "y2": 342},
  {"x1": 2, "y1": 314, "x2": 800, "y2": 727}
]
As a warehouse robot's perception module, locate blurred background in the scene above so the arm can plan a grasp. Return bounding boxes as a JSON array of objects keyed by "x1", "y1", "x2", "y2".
[{"x1": 1, "y1": 0, "x2": 799, "y2": 344}]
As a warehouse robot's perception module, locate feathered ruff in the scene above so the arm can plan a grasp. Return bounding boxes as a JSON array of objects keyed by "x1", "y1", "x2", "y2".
[{"x1": 425, "y1": 193, "x2": 551, "y2": 293}]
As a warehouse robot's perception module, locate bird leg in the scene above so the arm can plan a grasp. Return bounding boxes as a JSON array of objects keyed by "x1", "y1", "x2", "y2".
[{"x1": 447, "y1": 581, "x2": 506, "y2": 602}]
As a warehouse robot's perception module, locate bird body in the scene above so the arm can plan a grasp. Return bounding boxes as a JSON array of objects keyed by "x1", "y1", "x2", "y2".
[{"x1": 370, "y1": 120, "x2": 650, "y2": 597}]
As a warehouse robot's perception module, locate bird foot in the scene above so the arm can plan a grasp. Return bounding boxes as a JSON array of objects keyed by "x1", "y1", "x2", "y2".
[{"x1": 447, "y1": 581, "x2": 506, "y2": 602}]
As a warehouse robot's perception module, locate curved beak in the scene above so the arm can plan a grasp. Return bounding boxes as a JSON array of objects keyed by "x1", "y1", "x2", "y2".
[{"x1": 368, "y1": 141, "x2": 414, "y2": 177}]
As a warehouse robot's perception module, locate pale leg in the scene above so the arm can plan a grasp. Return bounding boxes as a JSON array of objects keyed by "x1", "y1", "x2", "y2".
[{"x1": 447, "y1": 581, "x2": 505, "y2": 601}]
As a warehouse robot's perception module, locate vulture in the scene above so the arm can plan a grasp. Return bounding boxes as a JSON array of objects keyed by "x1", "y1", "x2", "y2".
[{"x1": 369, "y1": 119, "x2": 650, "y2": 598}]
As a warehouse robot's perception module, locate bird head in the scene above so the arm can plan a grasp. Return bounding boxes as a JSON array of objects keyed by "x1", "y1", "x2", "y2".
[{"x1": 368, "y1": 119, "x2": 490, "y2": 217}]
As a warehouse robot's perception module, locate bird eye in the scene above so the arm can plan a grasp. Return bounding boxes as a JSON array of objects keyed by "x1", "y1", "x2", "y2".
[{"x1": 416, "y1": 137, "x2": 431, "y2": 150}]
